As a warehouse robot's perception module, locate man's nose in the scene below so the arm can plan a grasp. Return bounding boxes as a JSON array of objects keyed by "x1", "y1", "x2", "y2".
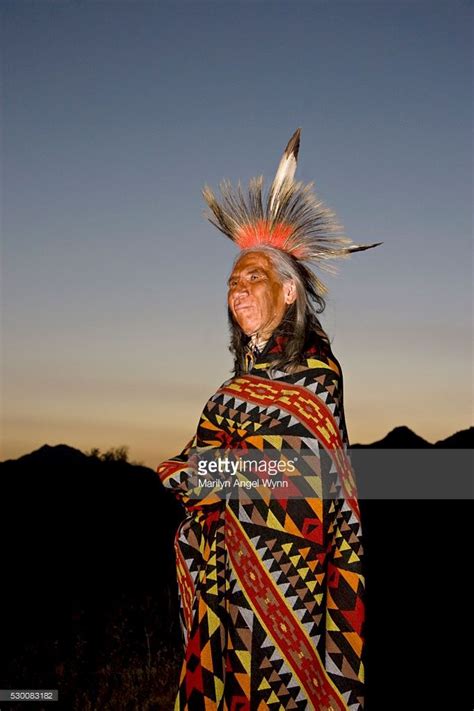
[{"x1": 231, "y1": 280, "x2": 249, "y2": 298}]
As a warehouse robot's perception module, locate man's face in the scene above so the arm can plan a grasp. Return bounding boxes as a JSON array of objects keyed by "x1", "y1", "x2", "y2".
[{"x1": 227, "y1": 251, "x2": 296, "y2": 337}]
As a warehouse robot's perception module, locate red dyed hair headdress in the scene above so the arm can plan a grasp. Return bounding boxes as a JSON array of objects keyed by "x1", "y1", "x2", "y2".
[{"x1": 202, "y1": 128, "x2": 382, "y2": 294}]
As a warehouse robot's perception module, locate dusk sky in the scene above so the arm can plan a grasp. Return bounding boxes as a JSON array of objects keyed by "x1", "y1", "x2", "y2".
[{"x1": 1, "y1": 0, "x2": 472, "y2": 469}]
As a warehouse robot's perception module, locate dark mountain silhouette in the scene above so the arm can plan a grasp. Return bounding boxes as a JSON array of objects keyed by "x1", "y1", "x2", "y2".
[
  {"x1": 4, "y1": 442, "x2": 90, "y2": 466},
  {"x1": 350, "y1": 425, "x2": 473, "y2": 448},
  {"x1": 434, "y1": 426, "x2": 474, "y2": 448}
]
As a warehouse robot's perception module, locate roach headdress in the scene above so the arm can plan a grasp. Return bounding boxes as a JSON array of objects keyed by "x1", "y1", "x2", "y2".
[{"x1": 202, "y1": 128, "x2": 382, "y2": 295}]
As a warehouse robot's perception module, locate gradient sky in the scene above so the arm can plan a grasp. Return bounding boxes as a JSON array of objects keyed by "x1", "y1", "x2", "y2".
[{"x1": 1, "y1": 0, "x2": 472, "y2": 469}]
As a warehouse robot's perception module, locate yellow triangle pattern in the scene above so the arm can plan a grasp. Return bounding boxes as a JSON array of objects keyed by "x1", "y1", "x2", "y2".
[
  {"x1": 213, "y1": 677, "x2": 224, "y2": 705},
  {"x1": 265, "y1": 510, "x2": 285, "y2": 532},
  {"x1": 326, "y1": 611, "x2": 340, "y2": 631},
  {"x1": 236, "y1": 650, "x2": 251, "y2": 674},
  {"x1": 266, "y1": 691, "x2": 280, "y2": 704},
  {"x1": 206, "y1": 607, "x2": 221, "y2": 637},
  {"x1": 262, "y1": 435, "x2": 283, "y2": 449}
]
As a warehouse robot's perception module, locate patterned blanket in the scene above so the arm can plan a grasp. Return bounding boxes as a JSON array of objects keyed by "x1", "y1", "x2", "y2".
[{"x1": 157, "y1": 331, "x2": 365, "y2": 710}]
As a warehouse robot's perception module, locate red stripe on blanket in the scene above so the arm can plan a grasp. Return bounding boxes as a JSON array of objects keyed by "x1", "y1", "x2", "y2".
[{"x1": 225, "y1": 506, "x2": 347, "y2": 709}]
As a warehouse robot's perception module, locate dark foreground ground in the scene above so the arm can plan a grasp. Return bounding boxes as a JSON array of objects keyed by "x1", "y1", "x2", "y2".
[{"x1": 0, "y1": 445, "x2": 471, "y2": 710}]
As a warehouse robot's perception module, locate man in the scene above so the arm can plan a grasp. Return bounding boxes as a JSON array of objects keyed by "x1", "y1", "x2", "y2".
[{"x1": 157, "y1": 129, "x2": 381, "y2": 710}]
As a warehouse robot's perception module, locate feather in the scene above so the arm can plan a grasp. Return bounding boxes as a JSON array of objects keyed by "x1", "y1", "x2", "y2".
[
  {"x1": 269, "y1": 128, "x2": 301, "y2": 213},
  {"x1": 344, "y1": 241, "x2": 384, "y2": 253}
]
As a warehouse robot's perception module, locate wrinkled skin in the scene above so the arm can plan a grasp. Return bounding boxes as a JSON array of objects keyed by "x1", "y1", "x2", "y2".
[{"x1": 227, "y1": 251, "x2": 296, "y2": 338}]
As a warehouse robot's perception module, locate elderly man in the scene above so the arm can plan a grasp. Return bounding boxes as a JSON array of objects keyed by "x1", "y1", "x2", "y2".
[{"x1": 157, "y1": 129, "x2": 381, "y2": 711}]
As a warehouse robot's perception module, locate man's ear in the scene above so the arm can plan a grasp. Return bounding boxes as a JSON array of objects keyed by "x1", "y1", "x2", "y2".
[{"x1": 284, "y1": 279, "x2": 297, "y2": 305}]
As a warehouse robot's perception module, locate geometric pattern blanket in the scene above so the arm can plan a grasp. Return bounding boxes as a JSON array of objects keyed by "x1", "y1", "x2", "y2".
[{"x1": 157, "y1": 330, "x2": 365, "y2": 710}]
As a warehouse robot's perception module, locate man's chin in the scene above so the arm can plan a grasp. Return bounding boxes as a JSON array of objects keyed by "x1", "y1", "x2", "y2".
[
  {"x1": 233, "y1": 314, "x2": 257, "y2": 334},
  {"x1": 240, "y1": 323, "x2": 261, "y2": 337},
  {"x1": 234, "y1": 318, "x2": 254, "y2": 334}
]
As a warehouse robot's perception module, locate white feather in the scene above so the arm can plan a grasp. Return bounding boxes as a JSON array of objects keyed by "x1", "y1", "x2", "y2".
[
  {"x1": 269, "y1": 128, "x2": 301, "y2": 214},
  {"x1": 270, "y1": 153, "x2": 297, "y2": 212}
]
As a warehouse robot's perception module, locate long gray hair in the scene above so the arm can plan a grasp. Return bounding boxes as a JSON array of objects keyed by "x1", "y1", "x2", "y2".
[{"x1": 228, "y1": 246, "x2": 332, "y2": 376}]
